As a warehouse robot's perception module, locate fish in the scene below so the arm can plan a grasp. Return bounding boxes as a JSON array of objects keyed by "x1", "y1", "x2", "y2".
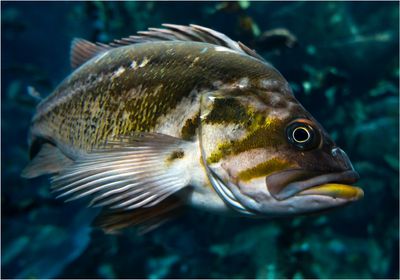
[
  {"x1": 22, "y1": 24, "x2": 363, "y2": 233},
  {"x1": 255, "y1": 28, "x2": 298, "y2": 52}
]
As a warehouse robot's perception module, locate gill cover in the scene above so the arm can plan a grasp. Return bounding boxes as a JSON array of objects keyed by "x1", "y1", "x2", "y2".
[{"x1": 199, "y1": 90, "x2": 256, "y2": 216}]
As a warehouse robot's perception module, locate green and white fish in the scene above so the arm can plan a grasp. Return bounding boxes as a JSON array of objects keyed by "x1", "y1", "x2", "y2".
[{"x1": 22, "y1": 24, "x2": 363, "y2": 233}]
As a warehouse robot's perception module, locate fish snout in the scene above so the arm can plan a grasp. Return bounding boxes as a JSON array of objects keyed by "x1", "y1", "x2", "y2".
[
  {"x1": 264, "y1": 149, "x2": 362, "y2": 201},
  {"x1": 331, "y1": 147, "x2": 355, "y2": 171}
]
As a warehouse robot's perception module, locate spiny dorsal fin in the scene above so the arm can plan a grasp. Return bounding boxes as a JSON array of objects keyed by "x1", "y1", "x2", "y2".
[
  {"x1": 113, "y1": 24, "x2": 266, "y2": 62},
  {"x1": 70, "y1": 38, "x2": 111, "y2": 69},
  {"x1": 70, "y1": 24, "x2": 265, "y2": 69}
]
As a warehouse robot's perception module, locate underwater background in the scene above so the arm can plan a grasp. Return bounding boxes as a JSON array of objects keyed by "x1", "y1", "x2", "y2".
[{"x1": 1, "y1": 1, "x2": 399, "y2": 279}]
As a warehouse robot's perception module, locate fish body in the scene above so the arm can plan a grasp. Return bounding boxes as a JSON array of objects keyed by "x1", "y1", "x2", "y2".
[
  {"x1": 23, "y1": 24, "x2": 362, "y2": 232},
  {"x1": 31, "y1": 41, "x2": 285, "y2": 155}
]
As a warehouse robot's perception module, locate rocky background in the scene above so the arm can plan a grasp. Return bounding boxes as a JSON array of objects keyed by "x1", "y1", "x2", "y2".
[{"x1": 2, "y1": 1, "x2": 399, "y2": 278}]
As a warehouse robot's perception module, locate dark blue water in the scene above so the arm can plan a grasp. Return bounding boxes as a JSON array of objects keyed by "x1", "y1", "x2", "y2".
[{"x1": 2, "y1": 2, "x2": 399, "y2": 278}]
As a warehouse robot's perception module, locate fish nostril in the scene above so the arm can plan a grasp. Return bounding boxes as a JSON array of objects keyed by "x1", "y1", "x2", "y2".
[{"x1": 331, "y1": 147, "x2": 354, "y2": 171}]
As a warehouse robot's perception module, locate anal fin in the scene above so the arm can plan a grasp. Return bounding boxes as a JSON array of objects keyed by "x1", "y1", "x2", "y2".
[
  {"x1": 21, "y1": 143, "x2": 73, "y2": 178},
  {"x1": 93, "y1": 195, "x2": 183, "y2": 234}
]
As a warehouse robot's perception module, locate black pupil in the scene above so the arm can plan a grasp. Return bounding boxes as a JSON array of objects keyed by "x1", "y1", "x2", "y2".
[{"x1": 293, "y1": 127, "x2": 309, "y2": 142}]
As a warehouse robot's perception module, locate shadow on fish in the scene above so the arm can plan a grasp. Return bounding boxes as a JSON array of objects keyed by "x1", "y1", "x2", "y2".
[{"x1": 21, "y1": 24, "x2": 363, "y2": 234}]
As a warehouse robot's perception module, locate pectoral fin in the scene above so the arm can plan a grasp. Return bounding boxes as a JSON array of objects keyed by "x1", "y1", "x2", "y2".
[{"x1": 51, "y1": 133, "x2": 193, "y2": 211}]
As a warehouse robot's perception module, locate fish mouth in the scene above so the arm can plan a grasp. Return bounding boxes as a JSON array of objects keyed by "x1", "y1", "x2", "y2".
[{"x1": 266, "y1": 169, "x2": 363, "y2": 201}]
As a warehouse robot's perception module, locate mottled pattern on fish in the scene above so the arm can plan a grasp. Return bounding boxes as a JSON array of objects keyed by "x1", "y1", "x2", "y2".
[
  {"x1": 32, "y1": 41, "x2": 287, "y2": 153},
  {"x1": 23, "y1": 24, "x2": 362, "y2": 233},
  {"x1": 202, "y1": 91, "x2": 299, "y2": 165}
]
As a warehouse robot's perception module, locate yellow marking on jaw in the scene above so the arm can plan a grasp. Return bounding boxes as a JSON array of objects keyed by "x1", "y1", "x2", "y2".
[
  {"x1": 298, "y1": 184, "x2": 364, "y2": 200},
  {"x1": 237, "y1": 158, "x2": 293, "y2": 181}
]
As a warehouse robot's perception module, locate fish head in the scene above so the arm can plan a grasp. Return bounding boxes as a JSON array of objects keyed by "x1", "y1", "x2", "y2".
[{"x1": 200, "y1": 83, "x2": 362, "y2": 217}]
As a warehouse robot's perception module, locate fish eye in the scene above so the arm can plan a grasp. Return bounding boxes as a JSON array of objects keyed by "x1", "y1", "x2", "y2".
[
  {"x1": 292, "y1": 127, "x2": 310, "y2": 143},
  {"x1": 286, "y1": 119, "x2": 320, "y2": 150}
]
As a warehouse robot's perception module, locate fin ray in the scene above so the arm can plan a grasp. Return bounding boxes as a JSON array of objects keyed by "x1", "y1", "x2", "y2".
[
  {"x1": 93, "y1": 195, "x2": 183, "y2": 234},
  {"x1": 51, "y1": 133, "x2": 192, "y2": 210},
  {"x1": 70, "y1": 38, "x2": 111, "y2": 69},
  {"x1": 73, "y1": 24, "x2": 265, "y2": 66}
]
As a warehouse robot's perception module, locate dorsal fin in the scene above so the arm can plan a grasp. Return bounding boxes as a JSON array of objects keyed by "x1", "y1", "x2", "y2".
[
  {"x1": 114, "y1": 24, "x2": 266, "y2": 62},
  {"x1": 70, "y1": 38, "x2": 111, "y2": 69},
  {"x1": 70, "y1": 24, "x2": 265, "y2": 69}
]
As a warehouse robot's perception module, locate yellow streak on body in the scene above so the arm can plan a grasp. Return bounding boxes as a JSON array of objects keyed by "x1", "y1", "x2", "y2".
[
  {"x1": 206, "y1": 116, "x2": 283, "y2": 164},
  {"x1": 237, "y1": 158, "x2": 293, "y2": 181}
]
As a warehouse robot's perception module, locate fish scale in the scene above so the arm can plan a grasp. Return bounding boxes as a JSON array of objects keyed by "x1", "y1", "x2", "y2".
[{"x1": 33, "y1": 42, "x2": 280, "y2": 152}]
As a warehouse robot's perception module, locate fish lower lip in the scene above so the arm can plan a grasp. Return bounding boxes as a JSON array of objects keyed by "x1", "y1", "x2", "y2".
[
  {"x1": 296, "y1": 183, "x2": 364, "y2": 200},
  {"x1": 268, "y1": 170, "x2": 360, "y2": 200}
]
